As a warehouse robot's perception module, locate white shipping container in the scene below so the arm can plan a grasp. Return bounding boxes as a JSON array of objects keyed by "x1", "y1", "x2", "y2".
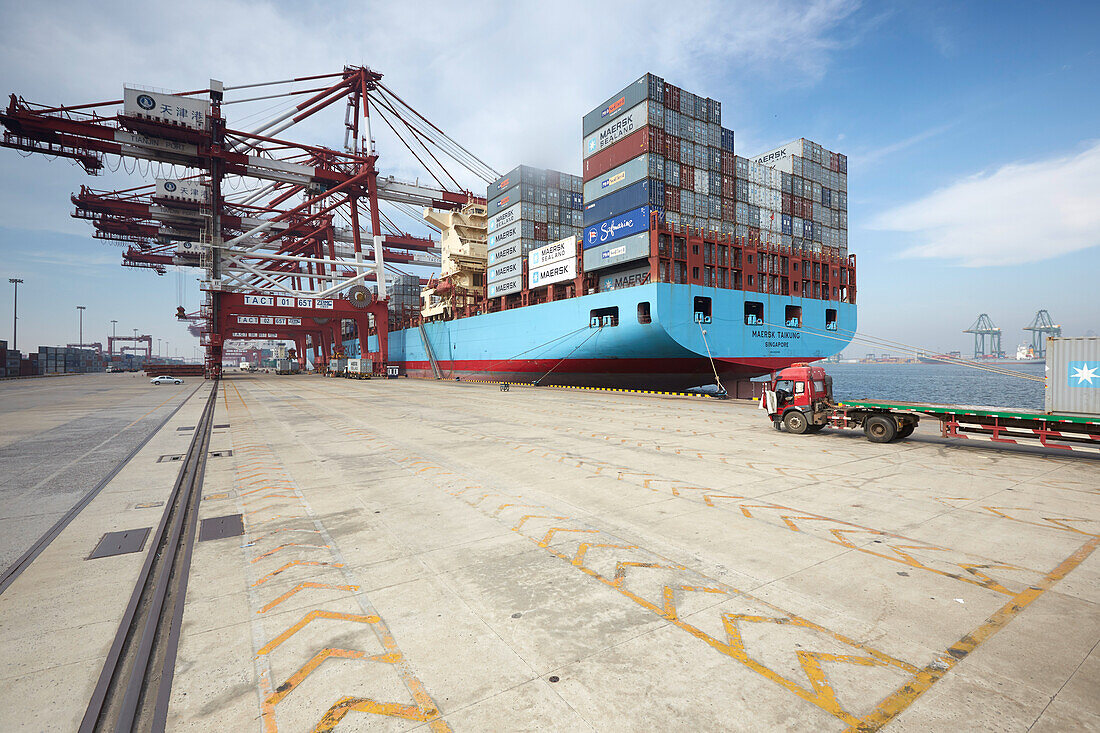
[
  {"x1": 487, "y1": 275, "x2": 523, "y2": 298},
  {"x1": 751, "y1": 138, "x2": 808, "y2": 168},
  {"x1": 488, "y1": 239, "x2": 524, "y2": 267},
  {"x1": 529, "y1": 236, "x2": 576, "y2": 268},
  {"x1": 487, "y1": 258, "x2": 522, "y2": 283},
  {"x1": 528, "y1": 257, "x2": 576, "y2": 289}
]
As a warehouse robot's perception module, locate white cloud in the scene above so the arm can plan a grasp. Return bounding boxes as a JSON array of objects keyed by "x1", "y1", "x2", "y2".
[
  {"x1": 0, "y1": 0, "x2": 860, "y2": 234},
  {"x1": 869, "y1": 141, "x2": 1100, "y2": 267}
]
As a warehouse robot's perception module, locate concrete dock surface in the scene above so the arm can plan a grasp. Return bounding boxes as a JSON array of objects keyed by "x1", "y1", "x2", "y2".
[{"x1": 0, "y1": 373, "x2": 1097, "y2": 731}]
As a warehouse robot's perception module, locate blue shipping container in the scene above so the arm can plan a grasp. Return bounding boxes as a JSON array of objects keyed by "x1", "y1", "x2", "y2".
[
  {"x1": 583, "y1": 179, "x2": 650, "y2": 226},
  {"x1": 583, "y1": 205, "x2": 651, "y2": 250}
]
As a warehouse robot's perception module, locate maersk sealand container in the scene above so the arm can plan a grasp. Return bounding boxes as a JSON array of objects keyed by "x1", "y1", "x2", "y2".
[{"x1": 1046, "y1": 338, "x2": 1100, "y2": 415}]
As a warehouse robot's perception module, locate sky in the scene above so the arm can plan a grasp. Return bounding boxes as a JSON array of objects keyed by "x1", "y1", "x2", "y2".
[{"x1": 0, "y1": 0, "x2": 1097, "y2": 359}]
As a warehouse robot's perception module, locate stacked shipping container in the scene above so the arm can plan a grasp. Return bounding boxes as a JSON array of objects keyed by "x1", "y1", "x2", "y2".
[
  {"x1": 486, "y1": 165, "x2": 583, "y2": 299},
  {"x1": 745, "y1": 137, "x2": 848, "y2": 261},
  {"x1": 580, "y1": 73, "x2": 735, "y2": 289}
]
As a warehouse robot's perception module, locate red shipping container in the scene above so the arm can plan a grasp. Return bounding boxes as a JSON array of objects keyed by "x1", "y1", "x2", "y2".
[
  {"x1": 781, "y1": 192, "x2": 792, "y2": 215},
  {"x1": 668, "y1": 139, "x2": 680, "y2": 163},
  {"x1": 803, "y1": 199, "x2": 813, "y2": 220},
  {"x1": 680, "y1": 164, "x2": 693, "y2": 187},
  {"x1": 534, "y1": 222, "x2": 547, "y2": 240},
  {"x1": 668, "y1": 84, "x2": 680, "y2": 112},
  {"x1": 583, "y1": 126, "x2": 653, "y2": 182},
  {"x1": 670, "y1": 187, "x2": 681, "y2": 212}
]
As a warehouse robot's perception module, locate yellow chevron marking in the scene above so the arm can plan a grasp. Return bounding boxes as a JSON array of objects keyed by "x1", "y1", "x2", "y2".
[
  {"x1": 251, "y1": 543, "x2": 330, "y2": 562},
  {"x1": 259, "y1": 582, "x2": 360, "y2": 614},
  {"x1": 251, "y1": 561, "x2": 343, "y2": 587}
]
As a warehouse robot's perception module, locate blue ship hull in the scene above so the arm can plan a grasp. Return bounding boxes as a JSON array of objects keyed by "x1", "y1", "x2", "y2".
[{"x1": 349, "y1": 283, "x2": 855, "y2": 392}]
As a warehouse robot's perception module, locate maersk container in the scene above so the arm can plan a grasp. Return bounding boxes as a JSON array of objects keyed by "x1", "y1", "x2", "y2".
[
  {"x1": 488, "y1": 239, "x2": 524, "y2": 267},
  {"x1": 583, "y1": 179, "x2": 650, "y2": 226},
  {"x1": 487, "y1": 275, "x2": 523, "y2": 299},
  {"x1": 488, "y1": 202, "x2": 534, "y2": 233},
  {"x1": 583, "y1": 154, "x2": 649, "y2": 203},
  {"x1": 1044, "y1": 338, "x2": 1100, "y2": 414},
  {"x1": 487, "y1": 257, "x2": 523, "y2": 284},
  {"x1": 584, "y1": 100, "x2": 648, "y2": 160}
]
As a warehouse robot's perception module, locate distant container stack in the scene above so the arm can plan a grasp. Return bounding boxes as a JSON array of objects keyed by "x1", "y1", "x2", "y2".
[
  {"x1": 581, "y1": 73, "x2": 734, "y2": 285},
  {"x1": 745, "y1": 137, "x2": 847, "y2": 263},
  {"x1": 485, "y1": 165, "x2": 583, "y2": 299}
]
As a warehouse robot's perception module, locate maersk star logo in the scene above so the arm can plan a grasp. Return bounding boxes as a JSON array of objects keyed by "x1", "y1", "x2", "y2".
[{"x1": 1068, "y1": 361, "x2": 1099, "y2": 387}]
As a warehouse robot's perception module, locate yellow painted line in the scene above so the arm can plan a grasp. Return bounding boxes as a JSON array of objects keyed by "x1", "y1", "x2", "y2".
[
  {"x1": 251, "y1": 542, "x2": 330, "y2": 563},
  {"x1": 258, "y1": 582, "x2": 359, "y2": 614},
  {"x1": 857, "y1": 535, "x2": 1100, "y2": 731},
  {"x1": 251, "y1": 561, "x2": 343, "y2": 587},
  {"x1": 257, "y1": 609, "x2": 380, "y2": 656}
]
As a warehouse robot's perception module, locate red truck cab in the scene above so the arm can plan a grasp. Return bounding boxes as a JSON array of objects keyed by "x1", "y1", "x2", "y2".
[{"x1": 762, "y1": 363, "x2": 834, "y2": 433}]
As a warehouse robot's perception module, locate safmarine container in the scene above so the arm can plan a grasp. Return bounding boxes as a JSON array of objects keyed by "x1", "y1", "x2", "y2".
[
  {"x1": 1046, "y1": 338, "x2": 1100, "y2": 415},
  {"x1": 583, "y1": 206, "x2": 650, "y2": 250},
  {"x1": 582, "y1": 154, "x2": 649, "y2": 203},
  {"x1": 583, "y1": 179, "x2": 650, "y2": 226}
]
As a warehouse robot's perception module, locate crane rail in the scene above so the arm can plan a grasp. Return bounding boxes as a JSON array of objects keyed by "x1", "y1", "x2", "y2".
[{"x1": 79, "y1": 381, "x2": 219, "y2": 733}]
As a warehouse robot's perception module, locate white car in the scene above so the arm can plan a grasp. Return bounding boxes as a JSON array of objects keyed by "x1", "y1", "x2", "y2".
[{"x1": 150, "y1": 375, "x2": 183, "y2": 385}]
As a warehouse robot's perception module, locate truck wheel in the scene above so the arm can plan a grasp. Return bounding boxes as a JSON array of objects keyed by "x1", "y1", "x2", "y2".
[
  {"x1": 865, "y1": 415, "x2": 898, "y2": 443},
  {"x1": 897, "y1": 423, "x2": 915, "y2": 439},
  {"x1": 783, "y1": 411, "x2": 809, "y2": 435}
]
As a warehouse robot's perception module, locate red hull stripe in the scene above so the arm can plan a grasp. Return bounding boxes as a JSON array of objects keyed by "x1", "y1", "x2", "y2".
[{"x1": 397, "y1": 356, "x2": 803, "y2": 375}]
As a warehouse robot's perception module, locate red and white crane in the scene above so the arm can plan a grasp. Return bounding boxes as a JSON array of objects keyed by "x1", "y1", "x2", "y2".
[{"x1": 1, "y1": 65, "x2": 495, "y2": 376}]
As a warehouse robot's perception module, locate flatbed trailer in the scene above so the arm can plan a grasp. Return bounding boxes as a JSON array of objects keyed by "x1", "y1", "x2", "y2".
[{"x1": 762, "y1": 363, "x2": 1100, "y2": 454}]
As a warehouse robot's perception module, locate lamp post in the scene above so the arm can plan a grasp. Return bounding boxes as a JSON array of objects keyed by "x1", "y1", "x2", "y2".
[
  {"x1": 157, "y1": 338, "x2": 162, "y2": 359},
  {"x1": 8, "y1": 278, "x2": 22, "y2": 351},
  {"x1": 77, "y1": 306, "x2": 86, "y2": 348},
  {"x1": 110, "y1": 320, "x2": 117, "y2": 359}
]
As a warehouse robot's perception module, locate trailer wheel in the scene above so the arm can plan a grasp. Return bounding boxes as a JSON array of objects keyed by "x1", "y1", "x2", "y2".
[
  {"x1": 783, "y1": 411, "x2": 809, "y2": 435},
  {"x1": 897, "y1": 423, "x2": 915, "y2": 439},
  {"x1": 864, "y1": 415, "x2": 897, "y2": 443}
]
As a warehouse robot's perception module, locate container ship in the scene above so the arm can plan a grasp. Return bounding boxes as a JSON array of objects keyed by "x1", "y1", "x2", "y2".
[{"x1": 345, "y1": 73, "x2": 856, "y2": 394}]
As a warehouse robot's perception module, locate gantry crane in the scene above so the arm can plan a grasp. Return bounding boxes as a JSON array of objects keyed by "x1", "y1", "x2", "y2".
[
  {"x1": 964, "y1": 314, "x2": 1004, "y2": 359},
  {"x1": 1023, "y1": 310, "x2": 1061, "y2": 358},
  {"x1": 1, "y1": 66, "x2": 497, "y2": 376}
]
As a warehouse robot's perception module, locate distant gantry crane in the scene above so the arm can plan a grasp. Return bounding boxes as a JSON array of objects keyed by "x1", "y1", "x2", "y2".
[
  {"x1": 0, "y1": 66, "x2": 497, "y2": 376},
  {"x1": 965, "y1": 314, "x2": 1003, "y2": 359},
  {"x1": 1023, "y1": 309, "x2": 1061, "y2": 358}
]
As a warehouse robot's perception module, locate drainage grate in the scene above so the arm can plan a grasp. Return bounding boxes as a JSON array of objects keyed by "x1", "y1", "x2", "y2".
[
  {"x1": 88, "y1": 528, "x2": 151, "y2": 559},
  {"x1": 199, "y1": 514, "x2": 244, "y2": 541},
  {"x1": 157, "y1": 454, "x2": 184, "y2": 463},
  {"x1": 176, "y1": 426, "x2": 196, "y2": 432},
  {"x1": 213, "y1": 424, "x2": 230, "y2": 429},
  {"x1": 208, "y1": 450, "x2": 233, "y2": 458}
]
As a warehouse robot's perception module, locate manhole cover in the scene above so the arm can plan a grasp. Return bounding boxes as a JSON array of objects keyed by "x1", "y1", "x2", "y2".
[
  {"x1": 88, "y1": 528, "x2": 151, "y2": 559},
  {"x1": 199, "y1": 514, "x2": 244, "y2": 541}
]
